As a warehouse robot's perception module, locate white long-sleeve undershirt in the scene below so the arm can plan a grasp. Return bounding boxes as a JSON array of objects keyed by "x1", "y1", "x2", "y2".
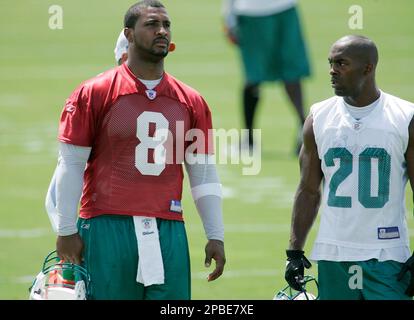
[
  {"x1": 45, "y1": 143, "x2": 91, "y2": 236},
  {"x1": 185, "y1": 154, "x2": 224, "y2": 241}
]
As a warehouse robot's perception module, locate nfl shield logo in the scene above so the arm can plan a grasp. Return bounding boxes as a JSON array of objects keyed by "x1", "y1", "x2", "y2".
[
  {"x1": 142, "y1": 218, "x2": 152, "y2": 229},
  {"x1": 145, "y1": 89, "x2": 157, "y2": 100}
]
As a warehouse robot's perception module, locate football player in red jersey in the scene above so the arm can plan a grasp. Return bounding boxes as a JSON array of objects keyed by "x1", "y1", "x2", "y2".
[{"x1": 45, "y1": 0, "x2": 225, "y2": 299}]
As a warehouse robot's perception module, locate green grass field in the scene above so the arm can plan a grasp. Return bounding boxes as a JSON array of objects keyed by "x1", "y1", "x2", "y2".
[{"x1": 1, "y1": 0, "x2": 414, "y2": 299}]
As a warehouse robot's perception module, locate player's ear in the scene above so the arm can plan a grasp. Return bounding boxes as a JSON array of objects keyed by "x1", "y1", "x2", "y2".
[
  {"x1": 124, "y1": 27, "x2": 134, "y2": 43},
  {"x1": 364, "y1": 63, "x2": 374, "y2": 75}
]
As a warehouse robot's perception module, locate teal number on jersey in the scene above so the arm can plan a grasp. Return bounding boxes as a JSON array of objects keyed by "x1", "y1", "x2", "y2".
[
  {"x1": 324, "y1": 147, "x2": 352, "y2": 207},
  {"x1": 324, "y1": 147, "x2": 391, "y2": 208},
  {"x1": 358, "y1": 148, "x2": 391, "y2": 208}
]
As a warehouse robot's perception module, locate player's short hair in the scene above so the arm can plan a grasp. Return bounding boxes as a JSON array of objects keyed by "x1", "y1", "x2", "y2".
[
  {"x1": 124, "y1": 0, "x2": 165, "y2": 28},
  {"x1": 336, "y1": 35, "x2": 379, "y2": 66}
]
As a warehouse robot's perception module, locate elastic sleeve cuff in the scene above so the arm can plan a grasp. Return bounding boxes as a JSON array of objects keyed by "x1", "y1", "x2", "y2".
[
  {"x1": 191, "y1": 183, "x2": 222, "y2": 200},
  {"x1": 56, "y1": 226, "x2": 78, "y2": 237}
]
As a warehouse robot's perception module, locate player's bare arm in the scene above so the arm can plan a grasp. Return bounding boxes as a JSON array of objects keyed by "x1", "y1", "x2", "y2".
[
  {"x1": 289, "y1": 114, "x2": 323, "y2": 251},
  {"x1": 404, "y1": 116, "x2": 414, "y2": 193},
  {"x1": 399, "y1": 115, "x2": 414, "y2": 297}
]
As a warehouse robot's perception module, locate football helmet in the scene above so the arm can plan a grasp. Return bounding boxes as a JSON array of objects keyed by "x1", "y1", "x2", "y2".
[
  {"x1": 273, "y1": 275, "x2": 319, "y2": 300},
  {"x1": 29, "y1": 250, "x2": 90, "y2": 300}
]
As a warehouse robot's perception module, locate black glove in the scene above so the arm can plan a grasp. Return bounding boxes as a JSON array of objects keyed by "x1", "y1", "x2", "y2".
[
  {"x1": 285, "y1": 249, "x2": 312, "y2": 291},
  {"x1": 397, "y1": 252, "x2": 414, "y2": 297}
]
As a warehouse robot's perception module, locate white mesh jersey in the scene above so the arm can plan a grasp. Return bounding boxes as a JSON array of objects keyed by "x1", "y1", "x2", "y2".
[{"x1": 310, "y1": 91, "x2": 414, "y2": 262}]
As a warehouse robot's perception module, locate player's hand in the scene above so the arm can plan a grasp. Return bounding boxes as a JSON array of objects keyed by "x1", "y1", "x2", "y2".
[
  {"x1": 285, "y1": 249, "x2": 312, "y2": 291},
  {"x1": 223, "y1": 25, "x2": 239, "y2": 45},
  {"x1": 223, "y1": 21, "x2": 239, "y2": 45},
  {"x1": 397, "y1": 252, "x2": 414, "y2": 297},
  {"x1": 204, "y1": 239, "x2": 226, "y2": 282},
  {"x1": 56, "y1": 233, "x2": 84, "y2": 265}
]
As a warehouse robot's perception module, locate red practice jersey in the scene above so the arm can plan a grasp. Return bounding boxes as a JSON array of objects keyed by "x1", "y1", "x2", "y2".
[{"x1": 58, "y1": 63, "x2": 214, "y2": 221}]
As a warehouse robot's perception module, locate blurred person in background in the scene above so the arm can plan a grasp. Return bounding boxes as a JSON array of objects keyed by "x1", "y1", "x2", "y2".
[
  {"x1": 222, "y1": 0, "x2": 311, "y2": 155},
  {"x1": 114, "y1": 29, "x2": 129, "y2": 65}
]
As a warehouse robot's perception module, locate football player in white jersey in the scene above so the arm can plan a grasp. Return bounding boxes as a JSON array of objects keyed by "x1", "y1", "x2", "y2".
[{"x1": 285, "y1": 35, "x2": 414, "y2": 300}]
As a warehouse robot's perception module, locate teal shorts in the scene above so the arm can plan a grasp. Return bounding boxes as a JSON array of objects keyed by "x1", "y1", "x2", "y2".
[
  {"x1": 77, "y1": 215, "x2": 191, "y2": 300},
  {"x1": 237, "y1": 7, "x2": 311, "y2": 84},
  {"x1": 317, "y1": 260, "x2": 412, "y2": 300}
]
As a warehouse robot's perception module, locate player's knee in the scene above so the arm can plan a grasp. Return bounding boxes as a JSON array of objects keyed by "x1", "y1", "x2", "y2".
[{"x1": 244, "y1": 83, "x2": 259, "y2": 98}]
